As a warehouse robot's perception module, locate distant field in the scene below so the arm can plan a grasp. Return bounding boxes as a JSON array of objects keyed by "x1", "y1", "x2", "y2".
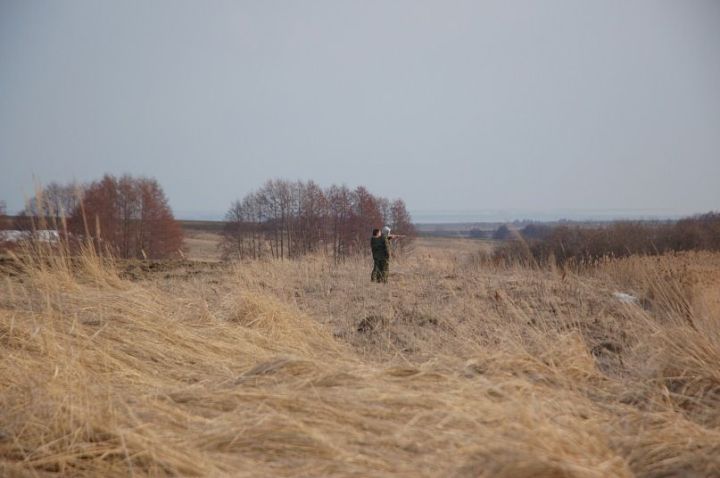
[
  {"x1": 182, "y1": 227, "x2": 223, "y2": 261},
  {"x1": 179, "y1": 220, "x2": 495, "y2": 263},
  {"x1": 178, "y1": 217, "x2": 498, "y2": 240},
  {"x1": 178, "y1": 219, "x2": 227, "y2": 232}
]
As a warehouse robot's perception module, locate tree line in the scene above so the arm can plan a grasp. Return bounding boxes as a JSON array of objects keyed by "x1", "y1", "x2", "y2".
[
  {"x1": 2, "y1": 176, "x2": 416, "y2": 261},
  {"x1": 9, "y1": 175, "x2": 183, "y2": 259},
  {"x1": 491, "y1": 213, "x2": 720, "y2": 267},
  {"x1": 220, "y1": 179, "x2": 415, "y2": 260}
]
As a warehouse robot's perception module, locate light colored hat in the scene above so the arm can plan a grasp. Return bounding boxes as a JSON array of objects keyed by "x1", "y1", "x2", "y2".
[{"x1": 382, "y1": 226, "x2": 391, "y2": 236}]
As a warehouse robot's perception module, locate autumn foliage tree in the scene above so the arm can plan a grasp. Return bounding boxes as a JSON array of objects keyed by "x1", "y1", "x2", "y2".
[
  {"x1": 221, "y1": 179, "x2": 416, "y2": 260},
  {"x1": 68, "y1": 175, "x2": 183, "y2": 259}
]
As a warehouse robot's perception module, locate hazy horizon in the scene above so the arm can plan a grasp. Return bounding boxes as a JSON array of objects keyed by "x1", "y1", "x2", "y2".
[{"x1": 1, "y1": 1, "x2": 719, "y2": 219}]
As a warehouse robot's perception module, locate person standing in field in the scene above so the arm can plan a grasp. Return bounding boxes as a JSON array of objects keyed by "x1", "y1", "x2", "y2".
[{"x1": 370, "y1": 226, "x2": 396, "y2": 283}]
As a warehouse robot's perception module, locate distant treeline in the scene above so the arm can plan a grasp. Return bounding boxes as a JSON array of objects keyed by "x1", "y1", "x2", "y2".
[
  {"x1": 492, "y1": 212, "x2": 720, "y2": 266},
  {"x1": 221, "y1": 179, "x2": 415, "y2": 260},
  {"x1": 4, "y1": 175, "x2": 183, "y2": 259},
  {"x1": 1, "y1": 177, "x2": 416, "y2": 262}
]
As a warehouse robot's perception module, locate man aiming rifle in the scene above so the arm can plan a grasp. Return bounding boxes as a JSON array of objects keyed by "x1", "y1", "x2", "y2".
[{"x1": 370, "y1": 226, "x2": 403, "y2": 283}]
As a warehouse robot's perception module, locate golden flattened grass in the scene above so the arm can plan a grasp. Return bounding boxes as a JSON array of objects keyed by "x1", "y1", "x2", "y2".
[{"x1": 1, "y1": 241, "x2": 719, "y2": 477}]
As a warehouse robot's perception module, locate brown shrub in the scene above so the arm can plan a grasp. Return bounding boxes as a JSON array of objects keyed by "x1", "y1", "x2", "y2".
[{"x1": 495, "y1": 212, "x2": 720, "y2": 267}]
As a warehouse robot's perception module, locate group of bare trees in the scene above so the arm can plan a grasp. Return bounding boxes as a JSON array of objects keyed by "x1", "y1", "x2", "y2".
[
  {"x1": 71, "y1": 175, "x2": 183, "y2": 259},
  {"x1": 13, "y1": 175, "x2": 183, "y2": 259},
  {"x1": 22, "y1": 181, "x2": 84, "y2": 224},
  {"x1": 493, "y1": 212, "x2": 720, "y2": 266},
  {"x1": 7, "y1": 176, "x2": 416, "y2": 262},
  {"x1": 221, "y1": 179, "x2": 415, "y2": 260}
]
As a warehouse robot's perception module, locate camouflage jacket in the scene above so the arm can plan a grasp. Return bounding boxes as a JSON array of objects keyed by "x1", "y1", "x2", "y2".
[{"x1": 370, "y1": 236, "x2": 390, "y2": 260}]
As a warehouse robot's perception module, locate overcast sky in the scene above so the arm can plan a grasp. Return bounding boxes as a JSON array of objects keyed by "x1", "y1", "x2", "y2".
[{"x1": 1, "y1": 0, "x2": 718, "y2": 219}]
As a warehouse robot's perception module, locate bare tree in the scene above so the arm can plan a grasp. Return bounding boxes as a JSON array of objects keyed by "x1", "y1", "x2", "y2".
[
  {"x1": 389, "y1": 198, "x2": 416, "y2": 254},
  {"x1": 221, "y1": 179, "x2": 415, "y2": 261},
  {"x1": 326, "y1": 184, "x2": 355, "y2": 260},
  {"x1": 0, "y1": 201, "x2": 8, "y2": 233},
  {"x1": 389, "y1": 199, "x2": 415, "y2": 236},
  {"x1": 296, "y1": 181, "x2": 328, "y2": 255},
  {"x1": 353, "y1": 186, "x2": 383, "y2": 243},
  {"x1": 23, "y1": 181, "x2": 83, "y2": 223}
]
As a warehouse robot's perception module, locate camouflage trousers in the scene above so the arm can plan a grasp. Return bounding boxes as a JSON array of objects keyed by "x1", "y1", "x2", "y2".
[{"x1": 371, "y1": 258, "x2": 390, "y2": 283}]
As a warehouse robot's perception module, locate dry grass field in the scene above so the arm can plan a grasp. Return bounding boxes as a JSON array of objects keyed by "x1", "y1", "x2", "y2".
[
  {"x1": 1, "y1": 236, "x2": 720, "y2": 477},
  {"x1": 182, "y1": 229, "x2": 224, "y2": 262}
]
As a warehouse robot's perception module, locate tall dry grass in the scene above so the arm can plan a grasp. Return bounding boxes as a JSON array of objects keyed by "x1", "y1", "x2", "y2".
[{"x1": 1, "y1": 238, "x2": 719, "y2": 477}]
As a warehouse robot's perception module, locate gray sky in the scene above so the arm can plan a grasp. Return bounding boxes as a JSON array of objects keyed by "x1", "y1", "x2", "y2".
[{"x1": 1, "y1": 0, "x2": 719, "y2": 219}]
